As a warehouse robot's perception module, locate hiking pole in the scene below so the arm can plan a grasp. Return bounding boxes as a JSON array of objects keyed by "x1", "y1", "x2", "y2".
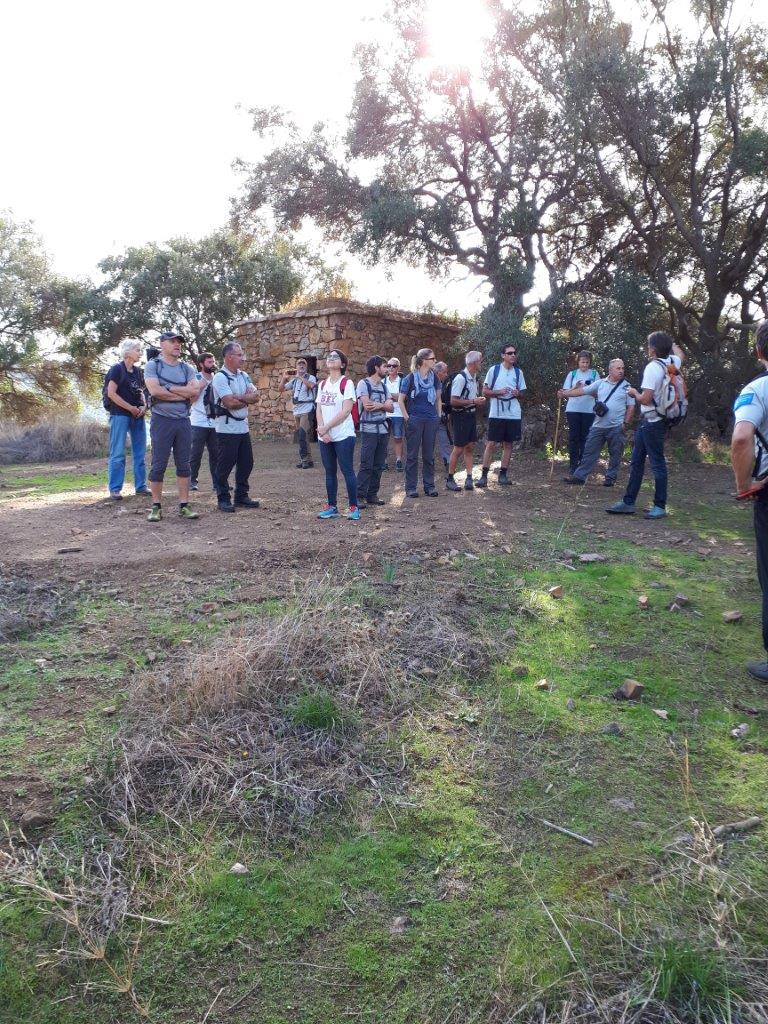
[{"x1": 549, "y1": 399, "x2": 563, "y2": 479}]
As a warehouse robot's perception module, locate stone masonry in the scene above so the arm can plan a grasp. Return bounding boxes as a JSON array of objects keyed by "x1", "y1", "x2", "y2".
[{"x1": 235, "y1": 299, "x2": 462, "y2": 438}]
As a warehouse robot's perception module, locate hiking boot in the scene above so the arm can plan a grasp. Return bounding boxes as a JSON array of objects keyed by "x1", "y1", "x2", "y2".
[
  {"x1": 218, "y1": 501, "x2": 236, "y2": 513},
  {"x1": 317, "y1": 505, "x2": 339, "y2": 519},
  {"x1": 147, "y1": 505, "x2": 162, "y2": 522},
  {"x1": 563, "y1": 477, "x2": 585, "y2": 486},
  {"x1": 346, "y1": 505, "x2": 361, "y2": 520},
  {"x1": 746, "y1": 660, "x2": 768, "y2": 683},
  {"x1": 446, "y1": 478, "x2": 461, "y2": 492},
  {"x1": 464, "y1": 478, "x2": 474, "y2": 491},
  {"x1": 603, "y1": 479, "x2": 615, "y2": 487},
  {"x1": 644, "y1": 505, "x2": 667, "y2": 520},
  {"x1": 297, "y1": 458, "x2": 314, "y2": 468},
  {"x1": 367, "y1": 497, "x2": 386, "y2": 505},
  {"x1": 383, "y1": 462, "x2": 390, "y2": 471},
  {"x1": 357, "y1": 499, "x2": 368, "y2": 509},
  {"x1": 109, "y1": 490, "x2": 123, "y2": 500},
  {"x1": 178, "y1": 504, "x2": 200, "y2": 519},
  {"x1": 606, "y1": 501, "x2": 636, "y2": 515},
  {"x1": 190, "y1": 481, "x2": 199, "y2": 491},
  {"x1": 425, "y1": 489, "x2": 439, "y2": 497},
  {"x1": 234, "y1": 497, "x2": 260, "y2": 509},
  {"x1": 406, "y1": 490, "x2": 419, "y2": 498},
  {"x1": 135, "y1": 487, "x2": 151, "y2": 496},
  {"x1": 396, "y1": 460, "x2": 403, "y2": 472},
  {"x1": 498, "y1": 474, "x2": 512, "y2": 486},
  {"x1": 475, "y1": 476, "x2": 488, "y2": 488}
]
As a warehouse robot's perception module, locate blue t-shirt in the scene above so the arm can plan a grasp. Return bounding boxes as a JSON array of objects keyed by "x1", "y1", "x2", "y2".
[{"x1": 400, "y1": 370, "x2": 439, "y2": 421}]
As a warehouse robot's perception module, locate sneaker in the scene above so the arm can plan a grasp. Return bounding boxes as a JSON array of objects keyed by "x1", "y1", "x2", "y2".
[
  {"x1": 147, "y1": 505, "x2": 162, "y2": 522},
  {"x1": 603, "y1": 479, "x2": 615, "y2": 488},
  {"x1": 644, "y1": 505, "x2": 667, "y2": 520},
  {"x1": 425, "y1": 489, "x2": 439, "y2": 497},
  {"x1": 406, "y1": 490, "x2": 419, "y2": 498},
  {"x1": 218, "y1": 501, "x2": 236, "y2": 513},
  {"x1": 564, "y1": 477, "x2": 585, "y2": 486},
  {"x1": 464, "y1": 478, "x2": 474, "y2": 491},
  {"x1": 746, "y1": 660, "x2": 768, "y2": 682},
  {"x1": 179, "y1": 504, "x2": 200, "y2": 519},
  {"x1": 317, "y1": 505, "x2": 339, "y2": 519},
  {"x1": 396, "y1": 460, "x2": 403, "y2": 472},
  {"x1": 234, "y1": 497, "x2": 260, "y2": 508},
  {"x1": 606, "y1": 501, "x2": 636, "y2": 515},
  {"x1": 383, "y1": 463, "x2": 390, "y2": 471},
  {"x1": 109, "y1": 490, "x2": 123, "y2": 500},
  {"x1": 190, "y1": 481, "x2": 199, "y2": 491},
  {"x1": 346, "y1": 505, "x2": 361, "y2": 520},
  {"x1": 446, "y1": 478, "x2": 461, "y2": 492},
  {"x1": 134, "y1": 487, "x2": 151, "y2": 496},
  {"x1": 498, "y1": 474, "x2": 512, "y2": 486},
  {"x1": 475, "y1": 476, "x2": 488, "y2": 488},
  {"x1": 367, "y1": 497, "x2": 386, "y2": 505}
]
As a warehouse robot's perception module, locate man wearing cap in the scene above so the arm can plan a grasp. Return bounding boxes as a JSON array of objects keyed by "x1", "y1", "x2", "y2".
[
  {"x1": 446, "y1": 351, "x2": 485, "y2": 491},
  {"x1": 281, "y1": 357, "x2": 317, "y2": 468},
  {"x1": 143, "y1": 331, "x2": 205, "y2": 522},
  {"x1": 212, "y1": 341, "x2": 260, "y2": 513}
]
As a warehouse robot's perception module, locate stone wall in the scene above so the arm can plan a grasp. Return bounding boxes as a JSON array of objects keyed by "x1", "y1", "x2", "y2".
[{"x1": 235, "y1": 302, "x2": 462, "y2": 437}]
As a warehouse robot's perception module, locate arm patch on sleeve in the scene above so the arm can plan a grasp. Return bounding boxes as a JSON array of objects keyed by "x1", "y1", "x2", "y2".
[{"x1": 734, "y1": 393, "x2": 755, "y2": 411}]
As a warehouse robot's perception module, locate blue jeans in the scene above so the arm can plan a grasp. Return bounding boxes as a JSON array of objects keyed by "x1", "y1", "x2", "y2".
[
  {"x1": 108, "y1": 414, "x2": 147, "y2": 493},
  {"x1": 623, "y1": 418, "x2": 667, "y2": 509},
  {"x1": 319, "y1": 436, "x2": 357, "y2": 508}
]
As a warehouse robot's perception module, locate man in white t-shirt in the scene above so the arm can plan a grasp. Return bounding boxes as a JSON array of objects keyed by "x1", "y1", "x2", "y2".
[
  {"x1": 446, "y1": 351, "x2": 486, "y2": 491},
  {"x1": 189, "y1": 351, "x2": 219, "y2": 492},
  {"x1": 606, "y1": 332, "x2": 684, "y2": 519},
  {"x1": 731, "y1": 319, "x2": 768, "y2": 681},
  {"x1": 211, "y1": 342, "x2": 260, "y2": 514},
  {"x1": 477, "y1": 344, "x2": 526, "y2": 487},
  {"x1": 281, "y1": 357, "x2": 317, "y2": 469}
]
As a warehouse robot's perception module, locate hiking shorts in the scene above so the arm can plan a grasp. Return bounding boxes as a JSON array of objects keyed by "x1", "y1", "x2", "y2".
[
  {"x1": 389, "y1": 417, "x2": 405, "y2": 439},
  {"x1": 487, "y1": 418, "x2": 521, "y2": 444},
  {"x1": 148, "y1": 415, "x2": 192, "y2": 481},
  {"x1": 450, "y1": 411, "x2": 478, "y2": 448}
]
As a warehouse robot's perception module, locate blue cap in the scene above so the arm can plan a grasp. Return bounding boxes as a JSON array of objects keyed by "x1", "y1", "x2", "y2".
[{"x1": 159, "y1": 330, "x2": 186, "y2": 343}]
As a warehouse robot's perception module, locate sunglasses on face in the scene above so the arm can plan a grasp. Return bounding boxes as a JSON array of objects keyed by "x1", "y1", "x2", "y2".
[{"x1": 504, "y1": 350, "x2": 516, "y2": 356}]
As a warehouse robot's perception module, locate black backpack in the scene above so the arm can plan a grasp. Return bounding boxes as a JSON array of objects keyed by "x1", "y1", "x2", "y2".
[
  {"x1": 442, "y1": 370, "x2": 470, "y2": 416},
  {"x1": 202, "y1": 379, "x2": 216, "y2": 420},
  {"x1": 210, "y1": 368, "x2": 247, "y2": 422}
]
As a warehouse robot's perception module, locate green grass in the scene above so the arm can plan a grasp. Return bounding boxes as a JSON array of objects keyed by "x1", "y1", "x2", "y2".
[
  {"x1": 0, "y1": 469, "x2": 104, "y2": 500},
  {"x1": 2, "y1": 480, "x2": 767, "y2": 1023}
]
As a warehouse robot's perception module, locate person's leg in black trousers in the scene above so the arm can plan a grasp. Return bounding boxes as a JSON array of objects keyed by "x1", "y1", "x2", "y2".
[
  {"x1": 357, "y1": 432, "x2": 376, "y2": 502},
  {"x1": 215, "y1": 434, "x2": 237, "y2": 505},
  {"x1": 566, "y1": 412, "x2": 581, "y2": 473},
  {"x1": 190, "y1": 426, "x2": 207, "y2": 485},
  {"x1": 233, "y1": 433, "x2": 255, "y2": 504},
  {"x1": 755, "y1": 493, "x2": 768, "y2": 655},
  {"x1": 206, "y1": 429, "x2": 219, "y2": 490},
  {"x1": 367, "y1": 433, "x2": 389, "y2": 502}
]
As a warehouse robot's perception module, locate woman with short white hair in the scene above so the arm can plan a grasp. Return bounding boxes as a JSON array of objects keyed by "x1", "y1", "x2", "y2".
[{"x1": 105, "y1": 339, "x2": 149, "y2": 499}]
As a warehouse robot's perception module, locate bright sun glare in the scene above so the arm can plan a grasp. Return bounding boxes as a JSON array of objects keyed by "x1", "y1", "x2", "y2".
[{"x1": 423, "y1": 0, "x2": 495, "y2": 74}]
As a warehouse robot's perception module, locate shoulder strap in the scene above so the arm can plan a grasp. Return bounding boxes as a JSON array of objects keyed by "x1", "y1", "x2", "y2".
[
  {"x1": 569, "y1": 370, "x2": 577, "y2": 387},
  {"x1": 490, "y1": 363, "x2": 501, "y2": 390},
  {"x1": 515, "y1": 366, "x2": 520, "y2": 389},
  {"x1": 604, "y1": 379, "x2": 624, "y2": 402}
]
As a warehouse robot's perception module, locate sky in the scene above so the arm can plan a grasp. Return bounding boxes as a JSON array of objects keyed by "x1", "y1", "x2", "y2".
[
  {"x1": 2, "y1": 0, "x2": 765, "y2": 321},
  {"x1": 1, "y1": 0, "x2": 492, "y2": 318}
]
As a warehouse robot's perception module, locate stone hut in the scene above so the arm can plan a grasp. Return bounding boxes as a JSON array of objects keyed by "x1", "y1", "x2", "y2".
[{"x1": 235, "y1": 299, "x2": 462, "y2": 437}]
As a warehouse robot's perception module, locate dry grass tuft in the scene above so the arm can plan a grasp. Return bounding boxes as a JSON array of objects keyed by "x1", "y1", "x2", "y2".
[
  {"x1": 0, "y1": 568, "x2": 74, "y2": 640},
  {"x1": 0, "y1": 414, "x2": 108, "y2": 465}
]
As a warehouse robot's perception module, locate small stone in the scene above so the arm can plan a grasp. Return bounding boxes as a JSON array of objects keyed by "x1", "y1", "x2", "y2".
[
  {"x1": 20, "y1": 808, "x2": 53, "y2": 830},
  {"x1": 146, "y1": 651, "x2": 158, "y2": 663},
  {"x1": 579, "y1": 553, "x2": 607, "y2": 563},
  {"x1": 613, "y1": 679, "x2": 644, "y2": 701},
  {"x1": 603, "y1": 722, "x2": 624, "y2": 736},
  {"x1": 548, "y1": 585, "x2": 564, "y2": 599},
  {"x1": 562, "y1": 549, "x2": 577, "y2": 560},
  {"x1": 229, "y1": 862, "x2": 248, "y2": 875},
  {"x1": 566, "y1": 698, "x2": 576, "y2": 711},
  {"x1": 449, "y1": 549, "x2": 460, "y2": 558},
  {"x1": 673, "y1": 594, "x2": 689, "y2": 607},
  {"x1": 608, "y1": 797, "x2": 635, "y2": 812},
  {"x1": 536, "y1": 679, "x2": 551, "y2": 691},
  {"x1": 33, "y1": 658, "x2": 48, "y2": 669},
  {"x1": 722, "y1": 611, "x2": 743, "y2": 623},
  {"x1": 101, "y1": 706, "x2": 117, "y2": 716},
  {"x1": 200, "y1": 602, "x2": 217, "y2": 613},
  {"x1": 638, "y1": 595, "x2": 650, "y2": 610},
  {"x1": 652, "y1": 709, "x2": 669, "y2": 720},
  {"x1": 730, "y1": 723, "x2": 749, "y2": 739},
  {"x1": 389, "y1": 915, "x2": 412, "y2": 936},
  {"x1": 649, "y1": 581, "x2": 666, "y2": 589},
  {"x1": 510, "y1": 665, "x2": 529, "y2": 678},
  {"x1": 464, "y1": 552, "x2": 479, "y2": 561}
]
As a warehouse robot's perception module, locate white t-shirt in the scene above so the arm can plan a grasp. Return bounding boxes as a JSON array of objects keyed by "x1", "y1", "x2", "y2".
[
  {"x1": 316, "y1": 376, "x2": 356, "y2": 442},
  {"x1": 284, "y1": 374, "x2": 317, "y2": 417},
  {"x1": 212, "y1": 368, "x2": 254, "y2": 435},
  {"x1": 563, "y1": 368, "x2": 598, "y2": 414},
  {"x1": 190, "y1": 372, "x2": 215, "y2": 428},
  {"x1": 733, "y1": 372, "x2": 768, "y2": 480},
  {"x1": 483, "y1": 364, "x2": 526, "y2": 420},
  {"x1": 385, "y1": 375, "x2": 403, "y2": 418},
  {"x1": 640, "y1": 355, "x2": 682, "y2": 422},
  {"x1": 451, "y1": 370, "x2": 479, "y2": 404}
]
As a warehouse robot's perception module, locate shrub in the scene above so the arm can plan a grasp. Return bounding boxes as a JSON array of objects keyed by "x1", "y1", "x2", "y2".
[{"x1": 0, "y1": 415, "x2": 109, "y2": 465}]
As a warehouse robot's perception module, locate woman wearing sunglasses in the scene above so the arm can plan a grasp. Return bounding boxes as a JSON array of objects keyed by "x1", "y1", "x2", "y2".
[
  {"x1": 384, "y1": 357, "x2": 405, "y2": 471},
  {"x1": 315, "y1": 350, "x2": 360, "y2": 520},
  {"x1": 398, "y1": 348, "x2": 442, "y2": 498}
]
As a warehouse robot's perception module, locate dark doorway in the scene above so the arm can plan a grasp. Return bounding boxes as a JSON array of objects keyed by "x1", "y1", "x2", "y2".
[{"x1": 306, "y1": 355, "x2": 319, "y2": 442}]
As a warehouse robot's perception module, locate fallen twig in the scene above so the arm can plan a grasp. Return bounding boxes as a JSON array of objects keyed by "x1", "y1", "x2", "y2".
[
  {"x1": 712, "y1": 816, "x2": 762, "y2": 838},
  {"x1": 537, "y1": 817, "x2": 595, "y2": 846}
]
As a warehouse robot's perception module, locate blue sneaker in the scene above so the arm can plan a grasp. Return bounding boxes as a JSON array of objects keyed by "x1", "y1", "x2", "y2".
[
  {"x1": 318, "y1": 505, "x2": 339, "y2": 519},
  {"x1": 605, "y1": 501, "x2": 636, "y2": 515},
  {"x1": 346, "y1": 505, "x2": 361, "y2": 521},
  {"x1": 644, "y1": 505, "x2": 667, "y2": 519}
]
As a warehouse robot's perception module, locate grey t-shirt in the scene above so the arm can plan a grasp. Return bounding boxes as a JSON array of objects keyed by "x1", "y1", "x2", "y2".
[
  {"x1": 581, "y1": 378, "x2": 635, "y2": 429},
  {"x1": 357, "y1": 377, "x2": 389, "y2": 434},
  {"x1": 212, "y1": 368, "x2": 254, "y2": 435},
  {"x1": 284, "y1": 374, "x2": 317, "y2": 417},
  {"x1": 144, "y1": 358, "x2": 195, "y2": 419}
]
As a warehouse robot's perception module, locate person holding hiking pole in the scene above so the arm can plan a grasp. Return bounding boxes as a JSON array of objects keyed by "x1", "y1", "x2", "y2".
[{"x1": 562, "y1": 351, "x2": 597, "y2": 474}]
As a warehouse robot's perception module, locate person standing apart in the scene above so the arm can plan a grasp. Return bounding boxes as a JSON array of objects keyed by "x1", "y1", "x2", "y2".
[
  {"x1": 562, "y1": 350, "x2": 597, "y2": 475},
  {"x1": 316, "y1": 350, "x2": 360, "y2": 520},
  {"x1": 104, "y1": 339, "x2": 149, "y2": 499},
  {"x1": 606, "y1": 332, "x2": 684, "y2": 520},
  {"x1": 477, "y1": 345, "x2": 527, "y2": 487},
  {"x1": 281, "y1": 357, "x2": 317, "y2": 469},
  {"x1": 730, "y1": 319, "x2": 768, "y2": 682},
  {"x1": 211, "y1": 342, "x2": 260, "y2": 514},
  {"x1": 399, "y1": 348, "x2": 441, "y2": 498},
  {"x1": 189, "y1": 351, "x2": 219, "y2": 493},
  {"x1": 446, "y1": 351, "x2": 485, "y2": 491},
  {"x1": 356, "y1": 356, "x2": 394, "y2": 507},
  {"x1": 384, "y1": 357, "x2": 405, "y2": 471},
  {"x1": 434, "y1": 361, "x2": 453, "y2": 470},
  {"x1": 143, "y1": 331, "x2": 205, "y2": 522}
]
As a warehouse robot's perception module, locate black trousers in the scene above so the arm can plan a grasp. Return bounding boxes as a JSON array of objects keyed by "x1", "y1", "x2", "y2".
[
  {"x1": 357, "y1": 430, "x2": 389, "y2": 501},
  {"x1": 755, "y1": 491, "x2": 768, "y2": 653},
  {"x1": 215, "y1": 432, "x2": 254, "y2": 503},
  {"x1": 190, "y1": 426, "x2": 219, "y2": 486},
  {"x1": 566, "y1": 412, "x2": 595, "y2": 472}
]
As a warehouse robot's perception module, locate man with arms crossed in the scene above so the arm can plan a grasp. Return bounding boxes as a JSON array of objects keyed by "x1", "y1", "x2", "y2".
[{"x1": 212, "y1": 342, "x2": 260, "y2": 514}]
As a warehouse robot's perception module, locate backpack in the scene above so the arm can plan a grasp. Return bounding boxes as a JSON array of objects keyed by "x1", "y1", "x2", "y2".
[
  {"x1": 653, "y1": 359, "x2": 688, "y2": 426},
  {"x1": 210, "y1": 368, "x2": 247, "y2": 422},
  {"x1": 148, "y1": 357, "x2": 193, "y2": 411},
  {"x1": 442, "y1": 370, "x2": 471, "y2": 416},
  {"x1": 403, "y1": 370, "x2": 437, "y2": 413},
  {"x1": 102, "y1": 362, "x2": 126, "y2": 411},
  {"x1": 320, "y1": 376, "x2": 358, "y2": 429},
  {"x1": 202, "y1": 379, "x2": 216, "y2": 420}
]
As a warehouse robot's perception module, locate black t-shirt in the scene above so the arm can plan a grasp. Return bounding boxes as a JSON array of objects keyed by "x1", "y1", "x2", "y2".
[{"x1": 106, "y1": 362, "x2": 145, "y2": 415}]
